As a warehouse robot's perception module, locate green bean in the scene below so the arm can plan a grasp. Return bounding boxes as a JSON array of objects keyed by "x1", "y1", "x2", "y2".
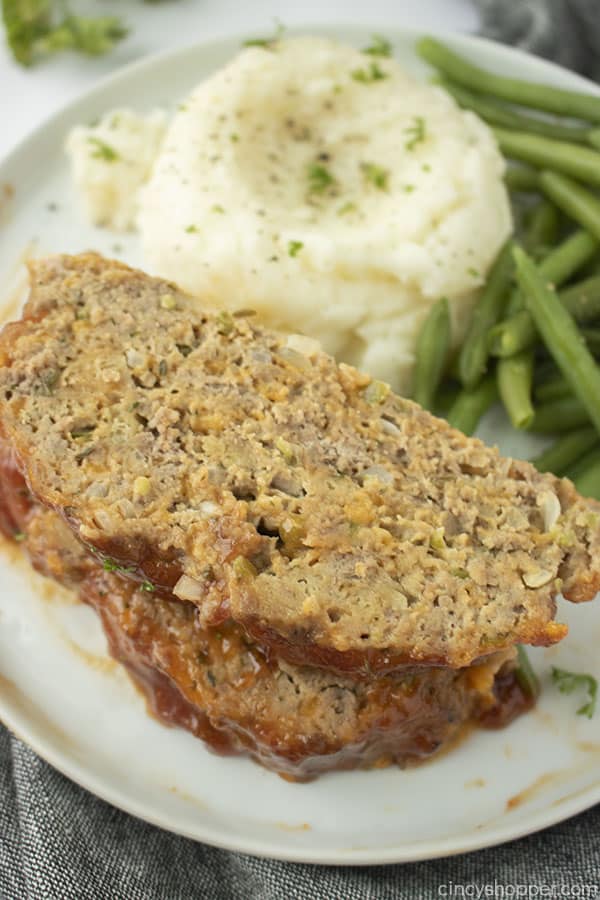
[
  {"x1": 535, "y1": 375, "x2": 572, "y2": 403},
  {"x1": 493, "y1": 129, "x2": 600, "y2": 189},
  {"x1": 490, "y1": 276, "x2": 600, "y2": 359},
  {"x1": 412, "y1": 297, "x2": 451, "y2": 410},
  {"x1": 446, "y1": 375, "x2": 498, "y2": 436},
  {"x1": 488, "y1": 231, "x2": 598, "y2": 356},
  {"x1": 417, "y1": 37, "x2": 600, "y2": 123},
  {"x1": 529, "y1": 396, "x2": 590, "y2": 433},
  {"x1": 588, "y1": 129, "x2": 600, "y2": 151},
  {"x1": 560, "y1": 276, "x2": 600, "y2": 322},
  {"x1": 540, "y1": 170, "x2": 600, "y2": 242},
  {"x1": 524, "y1": 200, "x2": 560, "y2": 254},
  {"x1": 531, "y1": 427, "x2": 598, "y2": 474},
  {"x1": 497, "y1": 350, "x2": 534, "y2": 429},
  {"x1": 458, "y1": 240, "x2": 514, "y2": 389},
  {"x1": 437, "y1": 78, "x2": 593, "y2": 143},
  {"x1": 535, "y1": 229, "x2": 599, "y2": 285},
  {"x1": 488, "y1": 309, "x2": 534, "y2": 356},
  {"x1": 505, "y1": 166, "x2": 541, "y2": 193},
  {"x1": 503, "y1": 287, "x2": 524, "y2": 317},
  {"x1": 573, "y1": 455, "x2": 600, "y2": 499},
  {"x1": 515, "y1": 646, "x2": 540, "y2": 699},
  {"x1": 514, "y1": 246, "x2": 600, "y2": 434}
]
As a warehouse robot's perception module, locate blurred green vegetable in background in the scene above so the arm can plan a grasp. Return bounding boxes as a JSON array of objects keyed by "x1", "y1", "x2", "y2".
[
  {"x1": 2, "y1": 0, "x2": 127, "y2": 64},
  {"x1": 1, "y1": 0, "x2": 173, "y2": 66}
]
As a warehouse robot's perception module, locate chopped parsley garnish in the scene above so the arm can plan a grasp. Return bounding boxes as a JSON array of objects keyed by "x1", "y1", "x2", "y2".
[
  {"x1": 211, "y1": 204, "x2": 225, "y2": 214},
  {"x1": 88, "y1": 137, "x2": 119, "y2": 162},
  {"x1": 468, "y1": 267, "x2": 480, "y2": 278},
  {"x1": 288, "y1": 240, "x2": 303, "y2": 257},
  {"x1": 103, "y1": 558, "x2": 135, "y2": 575},
  {"x1": 141, "y1": 581, "x2": 156, "y2": 593},
  {"x1": 307, "y1": 162, "x2": 335, "y2": 195},
  {"x1": 242, "y1": 21, "x2": 285, "y2": 49},
  {"x1": 362, "y1": 35, "x2": 392, "y2": 57},
  {"x1": 404, "y1": 116, "x2": 427, "y2": 151},
  {"x1": 230, "y1": 133, "x2": 239, "y2": 143},
  {"x1": 185, "y1": 224, "x2": 198, "y2": 234},
  {"x1": 552, "y1": 667, "x2": 597, "y2": 718},
  {"x1": 361, "y1": 162, "x2": 389, "y2": 191},
  {"x1": 351, "y1": 62, "x2": 387, "y2": 84},
  {"x1": 13, "y1": 531, "x2": 26, "y2": 543},
  {"x1": 338, "y1": 202, "x2": 357, "y2": 216}
]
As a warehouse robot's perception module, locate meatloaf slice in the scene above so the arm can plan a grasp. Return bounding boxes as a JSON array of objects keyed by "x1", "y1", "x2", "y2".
[
  {"x1": 0, "y1": 253, "x2": 599, "y2": 676},
  {"x1": 0, "y1": 452, "x2": 528, "y2": 780}
]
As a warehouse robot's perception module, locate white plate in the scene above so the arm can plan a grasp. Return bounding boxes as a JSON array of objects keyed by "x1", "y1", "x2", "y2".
[{"x1": 1, "y1": 25, "x2": 600, "y2": 866}]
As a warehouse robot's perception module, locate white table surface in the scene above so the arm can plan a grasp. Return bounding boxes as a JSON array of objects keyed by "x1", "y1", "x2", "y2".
[{"x1": 2, "y1": 0, "x2": 478, "y2": 159}]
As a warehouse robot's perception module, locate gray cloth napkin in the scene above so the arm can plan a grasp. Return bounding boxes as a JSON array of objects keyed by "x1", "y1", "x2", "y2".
[
  {"x1": 2, "y1": 724, "x2": 600, "y2": 899},
  {"x1": 3, "y1": 3, "x2": 600, "y2": 897},
  {"x1": 475, "y1": 0, "x2": 600, "y2": 80}
]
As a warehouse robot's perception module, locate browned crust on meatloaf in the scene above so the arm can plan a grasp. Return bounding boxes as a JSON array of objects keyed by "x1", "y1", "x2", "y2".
[{"x1": 0, "y1": 253, "x2": 599, "y2": 676}]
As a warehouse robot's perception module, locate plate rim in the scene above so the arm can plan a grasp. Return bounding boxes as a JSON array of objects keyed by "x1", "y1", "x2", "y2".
[
  {"x1": 1, "y1": 22, "x2": 600, "y2": 865},
  {"x1": 4, "y1": 673, "x2": 600, "y2": 866}
]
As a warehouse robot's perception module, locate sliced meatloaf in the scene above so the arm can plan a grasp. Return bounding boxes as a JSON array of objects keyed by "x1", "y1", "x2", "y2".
[
  {"x1": 0, "y1": 253, "x2": 599, "y2": 676},
  {"x1": 0, "y1": 448, "x2": 528, "y2": 779}
]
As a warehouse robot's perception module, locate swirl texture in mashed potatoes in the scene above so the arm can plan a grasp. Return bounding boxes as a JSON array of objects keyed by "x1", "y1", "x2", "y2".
[{"x1": 138, "y1": 36, "x2": 511, "y2": 393}]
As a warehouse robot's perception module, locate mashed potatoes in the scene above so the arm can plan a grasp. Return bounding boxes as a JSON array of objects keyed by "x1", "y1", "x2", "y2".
[
  {"x1": 138, "y1": 37, "x2": 511, "y2": 393},
  {"x1": 69, "y1": 37, "x2": 511, "y2": 393},
  {"x1": 66, "y1": 108, "x2": 166, "y2": 231}
]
